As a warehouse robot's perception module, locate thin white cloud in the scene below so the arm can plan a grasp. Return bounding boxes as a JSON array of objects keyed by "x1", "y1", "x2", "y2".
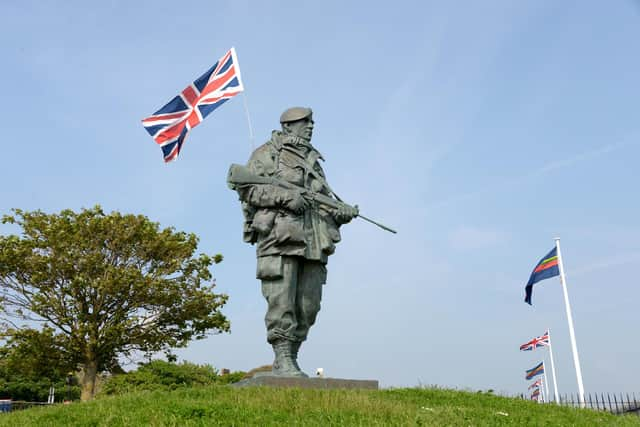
[
  {"x1": 568, "y1": 251, "x2": 640, "y2": 278},
  {"x1": 449, "y1": 226, "x2": 508, "y2": 251},
  {"x1": 428, "y1": 134, "x2": 639, "y2": 210}
]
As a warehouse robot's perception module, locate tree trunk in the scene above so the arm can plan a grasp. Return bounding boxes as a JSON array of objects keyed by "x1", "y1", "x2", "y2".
[{"x1": 80, "y1": 360, "x2": 98, "y2": 401}]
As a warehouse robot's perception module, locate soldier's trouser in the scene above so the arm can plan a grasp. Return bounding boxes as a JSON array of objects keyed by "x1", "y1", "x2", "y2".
[{"x1": 260, "y1": 256, "x2": 326, "y2": 344}]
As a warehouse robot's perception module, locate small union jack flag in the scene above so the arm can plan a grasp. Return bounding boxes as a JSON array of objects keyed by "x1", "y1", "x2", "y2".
[
  {"x1": 528, "y1": 379, "x2": 542, "y2": 390},
  {"x1": 142, "y1": 47, "x2": 244, "y2": 162},
  {"x1": 519, "y1": 330, "x2": 550, "y2": 351}
]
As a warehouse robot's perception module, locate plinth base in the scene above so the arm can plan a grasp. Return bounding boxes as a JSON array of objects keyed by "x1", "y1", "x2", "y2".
[{"x1": 232, "y1": 375, "x2": 378, "y2": 390}]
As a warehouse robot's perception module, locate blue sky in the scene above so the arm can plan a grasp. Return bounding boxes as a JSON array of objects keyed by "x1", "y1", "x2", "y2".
[{"x1": 2, "y1": 1, "x2": 639, "y2": 396}]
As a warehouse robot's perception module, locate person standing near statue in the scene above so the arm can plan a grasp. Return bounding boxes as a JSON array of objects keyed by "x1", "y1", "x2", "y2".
[{"x1": 228, "y1": 107, "x2": 359, "y2": 377}]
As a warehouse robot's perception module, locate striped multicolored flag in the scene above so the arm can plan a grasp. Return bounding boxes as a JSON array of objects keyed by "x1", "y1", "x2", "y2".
[
  {"x1": 531, "y1": 388, "x2": 541, "y2": 400},
  {"x1": 525, "y1": 361, "x2": 545, "y2": 380},
  {"x1": 524, "y1": 247, "x2": 560, "y2": 305}
]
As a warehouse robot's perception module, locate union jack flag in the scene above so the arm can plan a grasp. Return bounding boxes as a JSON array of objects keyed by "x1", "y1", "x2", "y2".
[
  {"x1": 142, "y1": 47, "x2": 244, "y2": 162},
  {"x1": 528, "y1": 379, "x2": 542, "y2": 390},
  {"x1": 519, "y1": 330, "x2": 550, "y2": 351}
]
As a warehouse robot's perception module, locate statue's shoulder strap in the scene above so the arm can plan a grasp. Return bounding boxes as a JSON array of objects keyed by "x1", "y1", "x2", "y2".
[
  {"x1": 248, "y1": 133, "x2": 282, "y2": 177},
  {"x1": 303, "y1": 148, "x2": 344, "y2": 202}
]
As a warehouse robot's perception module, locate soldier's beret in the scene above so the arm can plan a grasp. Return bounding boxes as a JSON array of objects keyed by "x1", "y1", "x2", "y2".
[{"x1": 280, "y1": 107, "x2": 313, "y2": 123}]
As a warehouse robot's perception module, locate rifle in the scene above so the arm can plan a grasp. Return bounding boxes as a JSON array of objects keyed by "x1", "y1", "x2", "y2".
[{"x1": 227, "y1": 164, "x2": 397, "y2": 234}]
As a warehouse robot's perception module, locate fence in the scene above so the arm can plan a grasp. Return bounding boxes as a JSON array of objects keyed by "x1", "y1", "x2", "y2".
[
  {"x1": 0, "y1": 401, "x2": 53, "y2": 414},
  {"x1": 554, "y1": 393, "x2": 640, "y2": 416}
]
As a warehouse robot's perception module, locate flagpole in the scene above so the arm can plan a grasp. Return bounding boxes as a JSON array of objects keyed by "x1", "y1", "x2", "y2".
[
  {"x1": 543, "y1": 366, "x2": 550, "y2": 403},
  {"x1": 547, "y1": 328, "x2": 560, "y2": 403},
  {"x1": 555, "y1": 237, "x2": 585, "y2": 407},
  {"x1": 229, "y1": 46, "x2": 255, "y2": 151},
  {"x1": 241, "y1": 92, "x2": 255, "y2": 151}
]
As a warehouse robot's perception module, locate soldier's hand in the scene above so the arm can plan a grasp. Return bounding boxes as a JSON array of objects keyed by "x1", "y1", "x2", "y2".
[
  {"x1": 283, "y1": 191, "x2": 309, "y2": 214},
  {"x1": 334, "y1": 204, "x2": 359, "y2": 224}
]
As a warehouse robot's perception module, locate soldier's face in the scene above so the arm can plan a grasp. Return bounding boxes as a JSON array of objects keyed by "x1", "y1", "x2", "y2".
[{"x1": 286, "y1": 118, "x2": 314, "y2": 141}]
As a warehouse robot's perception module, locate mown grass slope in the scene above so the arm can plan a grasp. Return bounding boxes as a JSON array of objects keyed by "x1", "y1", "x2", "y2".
[{"x1": 0, "y1": 386, "x2": 638, "y2": 426}]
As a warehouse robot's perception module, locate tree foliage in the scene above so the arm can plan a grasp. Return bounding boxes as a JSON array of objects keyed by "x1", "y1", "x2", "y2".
[
  {"x1": 0, "y1": 327, "x2": 73, "y2": 380},
  {"x1": 0, "y1": 207, "x2": 230, "y2": 400},
  {"x1": 0, "y1": 327, "x2": 80, "y2": 401}
]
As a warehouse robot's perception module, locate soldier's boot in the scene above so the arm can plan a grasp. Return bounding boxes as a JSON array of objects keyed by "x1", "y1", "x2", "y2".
[
  {"x1": 272, "y1": 340, "x2": 307, "y2": 377},
  {"x1": 290, "y1": 341, "x2": 308, "y2": 377}
]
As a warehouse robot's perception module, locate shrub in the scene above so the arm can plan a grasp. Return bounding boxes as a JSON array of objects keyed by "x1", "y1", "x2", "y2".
[
  {"x1": 218, "y1": 371, "x2": 245, "y2": 384},
  {"x1": 243, "y1": 364, "x2": 273, "y2": 379},
  {"x1": 100, "y1": 360, "x2": 244, "y2": 396},
  {"x1": 0, "y1": 377, "x2": 80, "y2": 402}
]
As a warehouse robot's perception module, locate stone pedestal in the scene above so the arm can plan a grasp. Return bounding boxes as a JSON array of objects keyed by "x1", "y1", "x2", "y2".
[{"x1": 232, "y1": 375, "x2": 378, "y2": 390}]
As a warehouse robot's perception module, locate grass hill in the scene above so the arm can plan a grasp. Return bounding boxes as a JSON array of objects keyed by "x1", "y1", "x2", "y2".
[{"x1": 0, "y1": 385, "x2": 638, "y2": 426}]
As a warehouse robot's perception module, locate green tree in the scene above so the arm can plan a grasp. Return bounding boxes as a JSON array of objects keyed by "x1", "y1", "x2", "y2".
[
  {"x1": 0, "y1": 327, "x2": 80, "y2": 401},
  {"x1": 0, "y1": 327, "x2": 74, "y2": 380},
  {"x1": 0, "y1": 207, "x2": 230, "y2": 401}
]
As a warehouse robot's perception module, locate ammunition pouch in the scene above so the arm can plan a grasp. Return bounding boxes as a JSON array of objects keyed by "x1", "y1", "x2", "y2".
[
  {"x1": 273, "y1": 213, "x2": 305, "y2": 244},
  {"x1": 257, "y1": 255, "x2": 283, "y2": 280},
  {"x1": 252, "y1": 209, "x2": 276, "y2": 235}
]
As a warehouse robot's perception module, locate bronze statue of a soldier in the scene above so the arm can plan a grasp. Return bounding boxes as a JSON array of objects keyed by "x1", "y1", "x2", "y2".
[{"x1": 228, "y1": 107, "x2": 359, "y2": 377}]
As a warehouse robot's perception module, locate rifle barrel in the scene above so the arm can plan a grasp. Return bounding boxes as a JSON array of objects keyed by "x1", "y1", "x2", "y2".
[{"x1": 357, "y1": 214, "x2": 397, "y2": 234}]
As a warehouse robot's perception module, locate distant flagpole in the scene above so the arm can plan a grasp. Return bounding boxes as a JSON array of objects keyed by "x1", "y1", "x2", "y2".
[
  {"x1": 555, "y1": 238, "x2": 585, "y2": 407},
  {"x1": 542, "y1": 367, "x2": 550, "y2": 403},
  {"x1": 546, "y1": 329, "x2": 560, "y2": 403},
  {"x1": 536, "y1": 383, "x2": 542, "y2": 403}
]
